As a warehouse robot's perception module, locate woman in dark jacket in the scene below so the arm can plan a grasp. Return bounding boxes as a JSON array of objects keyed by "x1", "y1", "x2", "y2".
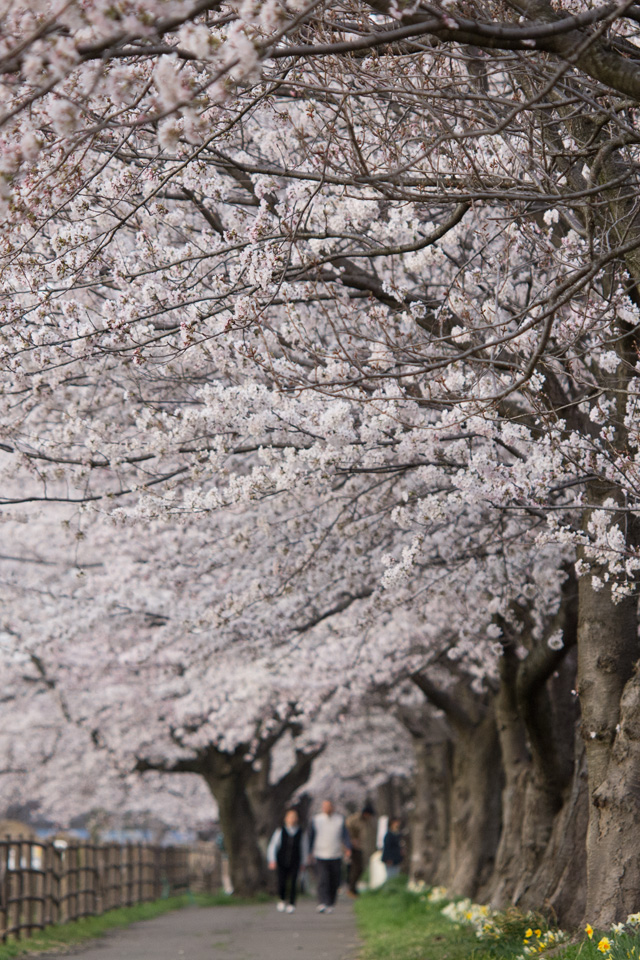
[{"x1": 267, "y1": 808, "x2": 306, "y2": 912}]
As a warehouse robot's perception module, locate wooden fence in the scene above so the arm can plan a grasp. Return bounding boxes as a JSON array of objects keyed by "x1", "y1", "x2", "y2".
[{"x1": 0, "y1": 838, "x2": 220, "y2": 943}]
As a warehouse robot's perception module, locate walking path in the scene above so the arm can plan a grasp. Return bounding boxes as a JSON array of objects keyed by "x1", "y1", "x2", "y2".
[{"x1": 43, "y1": 900, "x2": 359, "y2": 960}]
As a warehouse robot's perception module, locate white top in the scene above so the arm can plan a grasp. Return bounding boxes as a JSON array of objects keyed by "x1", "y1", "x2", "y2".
[{"x1": 310, "y1": 812, "x2": 348, "y2": 860}]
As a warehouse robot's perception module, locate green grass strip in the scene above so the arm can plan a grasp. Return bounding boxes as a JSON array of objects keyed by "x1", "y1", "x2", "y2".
[
  {"x1": 354, "y1": 879, "x2": 546, "y2": 960},
  {"x1": 0, "y1": 891, "x2": 270, "y2": 959},
  {"x1": 355, "y1": 880, "x2": 482, "y2": 960},
  {"x1": 354, "y1": 880, "x2": 640, "y2": 960}
]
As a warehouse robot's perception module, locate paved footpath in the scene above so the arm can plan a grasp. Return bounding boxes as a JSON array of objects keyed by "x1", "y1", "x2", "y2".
[{"x1": 42, "y1": 901, "x2": 359, "y2": 960}]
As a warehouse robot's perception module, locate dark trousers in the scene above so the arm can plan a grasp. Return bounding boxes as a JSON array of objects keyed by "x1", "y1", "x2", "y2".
[
  {"x1": 277, "y1": 863, "x2": 299, "y2": 905},
  {"x1": 348, "y1": 849, "x2": 364, "y2": 894},
  {"x1": 316, "y1": 858, "x2": 341, "y2": 906}
]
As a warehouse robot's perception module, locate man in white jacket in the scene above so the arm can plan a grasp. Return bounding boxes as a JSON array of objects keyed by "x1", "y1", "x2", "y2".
[{"x1": 308, "y1": 800, "x2": 352, "y2": 913}]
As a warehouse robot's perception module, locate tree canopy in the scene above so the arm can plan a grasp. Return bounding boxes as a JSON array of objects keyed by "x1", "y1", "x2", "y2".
[{"x1": 2, "y1": 0, "x2": 640, "y2": 923}]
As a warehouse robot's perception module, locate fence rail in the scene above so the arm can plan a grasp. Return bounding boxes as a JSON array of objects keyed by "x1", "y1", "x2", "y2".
[{"x1": 0, "y1": 838, "x2": 220, "y2": 942}]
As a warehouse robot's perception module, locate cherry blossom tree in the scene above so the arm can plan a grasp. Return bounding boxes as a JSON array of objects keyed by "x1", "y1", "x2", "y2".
[
  {"x1": 0, "y1": 508, "x2": 336, "y2": 893},
  {"x1": 2, "y1": 0, "x2": 640, "y2": 925},
  {"x1": 0, "y1": 646, "x2": 216, "y2": 833},
  {"x1": 0, "y1": 471, "x2": 579, "y2": 911}
]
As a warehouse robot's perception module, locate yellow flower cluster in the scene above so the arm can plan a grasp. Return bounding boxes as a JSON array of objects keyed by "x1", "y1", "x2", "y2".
[
  {"x1": 441, "y1": 898, "x2": 499, "y2": 938},
  {"x1": 433, "y1": 890, "x2": 640, "y2": 960},
  {"x1": 582, "y1": 915, "x2": 640, "y2": 960},
  {"x1": 438, "y1": 894, "x2": 568, "y2": 950},
  {"x1": 523, "y1": 927, "x2": 563, "y2": 954}
]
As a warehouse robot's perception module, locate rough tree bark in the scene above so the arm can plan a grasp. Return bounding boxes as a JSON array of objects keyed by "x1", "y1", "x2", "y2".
[
  {"x1": 568, "y1": 96, "x2": 640, "y2": 926},
  {"x1": 520, "y1": 732, "x2": 588, "y2": 928},
  {"x1": 411, "y1": 674, "x2": 502, "y2": 898},
  {"x1": 450, "y1": 707, "x2": 502, "y2": 899},
  {"x1": 202, "y1": 750, "x2": 266, "y2": 896},
  {"x1": 490, "y1": 577, "x2": 580, "y2": 915},
  {"x1": 409, "y1": 735, "x2": 451, "y2": 885},
  {"x1": 490, "y1": 642, "x2": 531, "y2": 907},
  {"x1": 576, "y1": 497, "x2": 640, "y2": 924},
  {"x1": 395, "y1": 705, "x2": 452, "y2": 886}
]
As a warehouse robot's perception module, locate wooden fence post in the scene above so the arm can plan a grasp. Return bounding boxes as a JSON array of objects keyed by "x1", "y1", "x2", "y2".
[
  {"x1": 25, "y1": 841, "x2": 33, "y2": 937},
  {"x1": 125, "y1": 843, "x2": 131, "y2": 907},
  {"x1": 0, "y1": 839, "x2": 8, "y2": 942},
  {"x1": 43, "y1": 842, "x2": 51, "y2": 928}
]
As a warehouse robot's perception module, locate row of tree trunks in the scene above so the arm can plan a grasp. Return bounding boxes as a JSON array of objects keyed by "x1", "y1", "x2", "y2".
[
  {"x1": 577, "y1": 553, "x2": 640, "y2": 926},
  {"x1": 196, "y1": 560, "x2": 640, "y2": 919},
  {"x1": 405, "y1": 676, "x2": 587, "y2": 926},
  {"x1": 145, "y1": 547, "x2": 638, "y2": 919},
  {"x1": 402, "y1": 509, "x2": 640, "y2": 921},
  {"x1": 408, "y1": 734, "x2": 451, "y2": 886},
  {"x1": 403, "y1": 569, "x2": 597, "y2": 926}
]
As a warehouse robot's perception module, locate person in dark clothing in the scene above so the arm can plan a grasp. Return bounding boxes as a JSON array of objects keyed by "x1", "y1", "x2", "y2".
[
  {"x1": 382, "y1": 818, "x2": 404, "y2": 879},
  {"x1": 345, "y1": 802, "x2": 375, "y2": 897},
  {"x1": 268, "y1": 808, "x2": 306, "y2": 912}
]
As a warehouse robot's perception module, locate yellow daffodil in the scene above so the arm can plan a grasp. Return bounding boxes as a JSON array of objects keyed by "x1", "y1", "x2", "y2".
[
  {"x1": 525, "y1": 929, "x2": 533, "y2": 939},
  {"x1": 535, "y1": 930, "x2": 542, "y2": 938},
  {"x1": 598, "y1": 937, "x2": 611, "y2": 953},
  {"x1": 586, "y1": 925, "x2": 594, "y2": 939}
]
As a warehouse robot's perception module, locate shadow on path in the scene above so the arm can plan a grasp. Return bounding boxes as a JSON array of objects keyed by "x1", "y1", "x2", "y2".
[{"x1": 41, "y1": 900, "x2": 359, "y2": 960}]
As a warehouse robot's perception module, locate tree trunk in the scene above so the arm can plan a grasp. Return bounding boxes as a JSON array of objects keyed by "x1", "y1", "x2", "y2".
[
  {"x1": 517, "y1": 732, "x2": 588, "y2": 928},
  {"x1": 577, "y1": 545, "x2": 639, "y2": 925},
  {"x1": 490, "y1": 659, "x2": 530, "y2": 906},
  {"x1": 494, "y1": 661, "x2": 575, "y2": 907},
  {"x1": 448, "y1": 707, "x2": 502, "y2": 899},
  {"x1": 579, "y1": 608, "x2": 640, "y2": 924},
  {"x1": 376, "y1": 776, "x2": 409, "y2": 821},
  {"x1": 246, "y1": 754, "x2": 276, "y2": 850},
  {"x1": 490, "y1": 580, "x2": 580, "y2": 912},
  {"x1": 246, "y1": 745, "x2": 323, "y2": 850},
  {"x1": 409, "y1": 674, "x2": 502, "y2": 898},
  {"x1": 408, "y1": 733, "x2": 451, "y2": 886},
  {"x1": 204, "y1": 768, "x2": 266, "y2": 895},
  {"x1": 513, "y1": 656, "x2": 578, "y2": 909}
]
